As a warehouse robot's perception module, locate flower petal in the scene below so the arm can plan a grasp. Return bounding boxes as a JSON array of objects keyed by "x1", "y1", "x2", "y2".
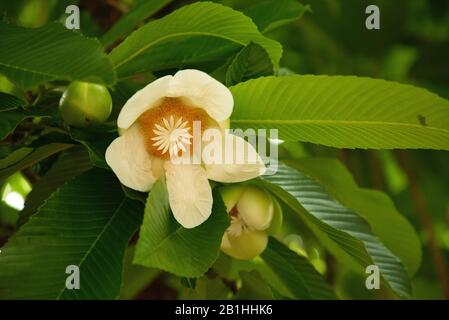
[
  {"x1": 204, "y1": 133, "x2": 266, "y2": 183},
  {"x1": 169, "y1": 69, "x2": 233, "y2": 122},
  {"x1": 117, "y1": 75, "x2": 172, "y2": 130},
  {"x1": 165, "y1": 162, "x2": 213, "y2": 228},
  {"x1": 221, "y1": 230, "x2": 268, "y2": 260},
  {"x1": 105, "y1": 124, "x2": 159, "y2": 192},
  {"x1": 117, "y1": 70, "x2": 232, "y2": 130},
  {"x1": 218, "y1": 118, "x2": 230, "y2": 131}
]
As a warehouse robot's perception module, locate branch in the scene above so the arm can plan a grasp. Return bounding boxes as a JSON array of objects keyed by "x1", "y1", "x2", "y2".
[{"x1": 395, "y1": 150, "x2": 449, "y2": 299}]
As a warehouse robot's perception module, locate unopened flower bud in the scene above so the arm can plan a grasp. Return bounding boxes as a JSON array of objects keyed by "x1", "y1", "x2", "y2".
[
  {"x1": 219, "y1": 184, "x2": 244, "y2": 213},
  {"x1": 219, "y1": 184, "x2": 281, "y2": 260},
  {"x1": 221, "y1": 229, "x2": 268, "y2": 260},
  {"x1": 237, "y1": 186, "x2": 273, "y2": 231}
]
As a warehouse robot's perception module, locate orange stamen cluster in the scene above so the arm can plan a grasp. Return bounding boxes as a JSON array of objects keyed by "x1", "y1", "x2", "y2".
[{"x1": 137, "y1": 97, "x2": 217, "y2": 159}]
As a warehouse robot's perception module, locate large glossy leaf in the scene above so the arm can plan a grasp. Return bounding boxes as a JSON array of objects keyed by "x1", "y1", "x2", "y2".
[
  {"x1": 226, "y1": 42, "x2": 273, "y2": 86},
  {"x1": 0, "y1": 22, "x2": 115, "y2": 89},
  {"x1": 244, "y1": 0, "x2": 310, "y2": 33},
  {"x1": 261, "y1": 163, "x2": 411, "y2": 297},
  {"x1": 0, "y1": 169, "x2": 143, "y2": 299},
  {"x1": 261, "y1": 237, "x2": 336, "y2": 300},
  {"x1": 109, "y1": 2, "x2": 282, "y2": 78},
  {"x1": 285, "y1": 158, "x2": 422, "y2": 276},
  {"x1": 116, "y1": 37, "x2": 239, "y2": 79},
  {"x1": 18, "y1": 146, "x2": 93, "y2": 226},
  {"x1": 101, "y1": 0, "x2": 173, "y2": 47},
  {"x1": 134, "y1": 176, "x2": 229, "y2": 277},
  {"x1": 230, "y1": 75, "x2": 449, "y2": 150},
  {"x1": 0, "y1": 143, "x2": 72, "y2": 180}
]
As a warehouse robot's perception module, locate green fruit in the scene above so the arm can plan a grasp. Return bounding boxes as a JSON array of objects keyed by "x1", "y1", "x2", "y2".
[{"x1": 59, "y1": 81, "x2": 112, "y2": 127}]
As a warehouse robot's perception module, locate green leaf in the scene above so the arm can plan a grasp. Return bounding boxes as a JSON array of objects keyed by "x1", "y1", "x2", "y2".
[
  {"x1": 230, "y1": 75, "x2": 449, "y2": 150},
  {"x1": 0, "y1": 110, "x2": 41, "y2": 141},
  {"x1": 18, "y1": 146, "x2": 93, "y2": 226},
  {"x1": 226, "y1": 42, "x2": 274, "y2": 86},
  {"x1": 0, "y1": 202, "x2": 19, "y2": 226},
  {"x1": 110, "y1": 81, "x2": 142, "y2": 119},
  {"x1": 0, "y1": 91, "x2": 23, "y2": 111},
  {"x1": 235, "y1": 271, "x2": 274, "y2": 300},
  {"x1": 181, "y1": 277, "x2": 232, "y2": 300},
  {"x1": 122, "y1": 185, "x2": 148, "y2": 204},
  {"x1": 260, "y1": 237, "x2": 336, "y2": 300},
  {"x1": 0, "y1": 169, "x2": 143, "y2": 299},
  {"x1": 0, "y1": 92, "x2": 42, "y2": 140},
  {"x1": 0, "y1": 22, "x2": 115, "y2": 89},
  {"x1": 261, "y1": 163, "x2": 412, "y2": 297},
  {"x1": 101, "y1": 0, "x2": 173, "y2": 47},
  {"x1": 285, "y1": 158, "x2": 422, "y2": 276},
  {"x1": 120, "y1": 246, "x2": 160, "y2": 300},
  {"x1": 213, "y1": 252, "x2": 292, "y2": 298},
  {"x1": 109, "y1": 2, "x2": 282, "y2": 78},
  {"x1": 0, "y1": 147, "x2": 32, "y2": 169},
  {"x1": 244, "y1": 0, "x2": 310, "y2": 33},
  {"x1": 0, "y1": 143, "x2": 72, "y2": 180},
  {"x1": 116, "y1": 37, "x2": 239, "y2": 79},
  {"x1": 180, "y1": 277, "x2": 197, "y2": 289},
  {"x1": 134, "y1": 176, "x2": 229, "y2": 277},
  {"x1": 69, "y1": 126, "x2": 117, "y2": 168}
]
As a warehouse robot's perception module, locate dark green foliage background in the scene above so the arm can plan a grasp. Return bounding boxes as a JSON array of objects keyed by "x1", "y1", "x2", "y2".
[{"x1": 0, "y1": 0, "x2": 448, "y2": 300}]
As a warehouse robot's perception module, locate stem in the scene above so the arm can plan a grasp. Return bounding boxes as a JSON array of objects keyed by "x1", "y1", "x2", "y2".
[{"x1": 395, "y1": 150, "x2": 449, "y2": 299}]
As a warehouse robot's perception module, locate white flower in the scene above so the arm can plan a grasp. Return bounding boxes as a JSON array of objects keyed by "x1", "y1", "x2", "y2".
[{"x1": 106, "y1": 69, "x2": 265, "y2": 228}]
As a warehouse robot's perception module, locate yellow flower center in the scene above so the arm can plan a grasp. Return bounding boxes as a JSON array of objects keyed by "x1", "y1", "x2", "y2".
[{"x1": 137, "y1": 97, "x2": 217, "y2": 160}]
